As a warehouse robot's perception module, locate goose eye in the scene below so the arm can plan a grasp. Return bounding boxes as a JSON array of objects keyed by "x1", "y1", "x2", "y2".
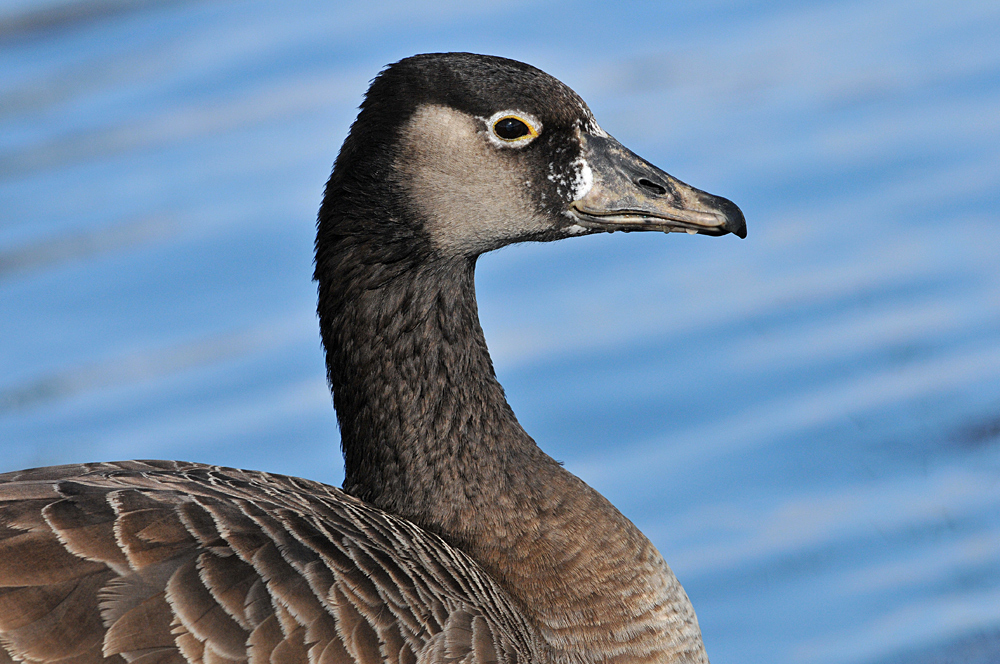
[
  {"x1": 494, "y1": 117, "x2": 531, "y2": 140},
  {"x1": 484, "y1": 111, "x2": 541, "y2": 148},
  {"x1": 489, "y1": 113, "x2": 540, "y2": 146}
]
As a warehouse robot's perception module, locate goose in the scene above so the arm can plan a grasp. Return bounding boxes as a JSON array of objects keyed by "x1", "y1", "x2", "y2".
[{"x1": 0, "y1": 53, "x2": 745, "y2": 664}]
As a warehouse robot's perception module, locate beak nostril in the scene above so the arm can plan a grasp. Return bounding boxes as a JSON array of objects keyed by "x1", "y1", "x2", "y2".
[{"x1": 636, "y1": 178, "x2": 667, "y2": 196}]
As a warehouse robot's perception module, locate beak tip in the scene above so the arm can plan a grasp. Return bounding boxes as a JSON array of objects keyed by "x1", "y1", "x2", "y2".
[{"x1": 717, "y1": 196, "x2": 747, "y2": 239}]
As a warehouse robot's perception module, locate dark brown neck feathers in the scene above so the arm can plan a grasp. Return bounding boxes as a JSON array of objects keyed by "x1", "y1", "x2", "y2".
[
  {"x1": 316, "y1": 233, "x2": 708, "y2": 663},
  {"x1": 326, "y1": 255, "x2": 543, "y2": 526}
]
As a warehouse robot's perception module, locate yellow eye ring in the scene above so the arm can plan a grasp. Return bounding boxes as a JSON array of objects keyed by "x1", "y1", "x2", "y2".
[
  {"x1": 493, "y1": 115, "x2": 537, "y2": 142},
  {"x1": 485, "y1": 110, "x2": 541, "y2": 147}
]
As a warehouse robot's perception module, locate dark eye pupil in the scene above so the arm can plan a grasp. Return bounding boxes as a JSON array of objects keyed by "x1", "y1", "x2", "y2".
[{"x1": 494, "y1": 117, "x2": 530, "y2": 140}]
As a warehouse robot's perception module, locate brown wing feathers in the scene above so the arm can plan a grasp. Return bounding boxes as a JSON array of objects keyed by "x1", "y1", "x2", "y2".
[{"x1": 0, "y1": 462, "x2": 537, "y2": 664}]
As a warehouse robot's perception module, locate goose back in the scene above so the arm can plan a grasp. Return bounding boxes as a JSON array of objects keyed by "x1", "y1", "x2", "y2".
[{"x1": 0, "y1": 461, "x2": 540, "y2": 664}]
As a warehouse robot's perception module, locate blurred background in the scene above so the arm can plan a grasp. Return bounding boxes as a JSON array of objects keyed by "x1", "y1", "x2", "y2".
[{"x1": 2, "y1": 0, "x2": 999, "y2": 662}]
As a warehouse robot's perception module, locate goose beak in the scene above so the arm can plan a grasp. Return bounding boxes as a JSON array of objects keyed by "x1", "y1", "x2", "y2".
[{"x1": 568, "y1": 134, "x2": 746, "y2": 239}]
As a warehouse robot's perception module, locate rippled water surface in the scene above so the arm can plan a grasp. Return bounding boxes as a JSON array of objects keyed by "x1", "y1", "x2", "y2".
[{"x1": 2, "y1": 1, "x2": 999, "y2": 662}]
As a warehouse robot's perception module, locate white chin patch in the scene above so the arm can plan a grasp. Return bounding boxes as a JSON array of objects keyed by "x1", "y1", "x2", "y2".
[
  {"x1": 548, "y1": 156, "x2": 594, "y2": 202},
  {"x1": 571, "y1": 157, "x2": 593, "y2": 200}
]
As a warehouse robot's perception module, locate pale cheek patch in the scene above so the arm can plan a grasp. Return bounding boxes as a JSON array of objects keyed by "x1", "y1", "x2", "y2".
[{"x1": 397, "y1": 105, "x2": 549, "y2": 255}]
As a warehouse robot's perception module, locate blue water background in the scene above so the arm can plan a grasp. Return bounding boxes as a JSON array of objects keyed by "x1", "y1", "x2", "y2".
[{"x1": 2, "y1": 1, "x2": 999, "y2": 662}]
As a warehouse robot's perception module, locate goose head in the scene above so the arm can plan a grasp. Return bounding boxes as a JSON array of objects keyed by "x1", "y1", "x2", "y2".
[{"x1": 317, "y1": 52, "x2": 744, "y2": 267}]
